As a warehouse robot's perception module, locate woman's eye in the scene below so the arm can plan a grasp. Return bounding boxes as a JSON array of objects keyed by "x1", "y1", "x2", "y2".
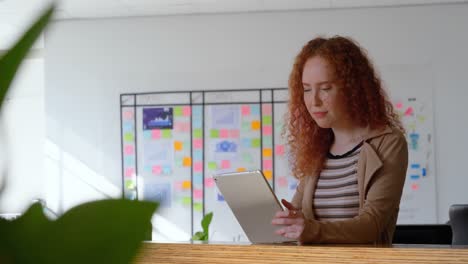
[
  {"x1": 303, "y1": 88, "x2": 311, "y2": 92},
  {"x1": 321, "y1": 87, "x2": 331, "y2": 91}
]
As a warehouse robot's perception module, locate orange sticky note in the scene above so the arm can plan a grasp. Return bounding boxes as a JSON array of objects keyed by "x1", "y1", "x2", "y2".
[
  {"x1": 251, "y1": 121, "x2": 261, "y2": 130},
  {"x1": 182, "y1": 180, "x2": 191, "y2": 189},
  {"x1": 263, "y1": 148, "x2": 272, "y2": 157},
  {"x1": 183, "y1": 157, "x2": 192, "y2": 167},
  {"x1": 237, "y1": 167, "x2": 246, "y2": 172},
  {"x1": 264, "y1": 170, "x2": 273, "y2": 180},
  {"x1": 174, "y1": 141, "x2": 183, "y2": 151}
]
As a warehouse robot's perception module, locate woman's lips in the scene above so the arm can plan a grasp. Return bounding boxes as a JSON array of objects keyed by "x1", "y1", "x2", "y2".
[{"x1": 313, "y1": 111, "x2": 327, "y2": 118}]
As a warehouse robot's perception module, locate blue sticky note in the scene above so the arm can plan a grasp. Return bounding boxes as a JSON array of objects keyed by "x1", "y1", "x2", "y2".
[
  {"x1": 410, "y1": 175, "x2": 420, "y2": 180},
  {"x1": 123, "y1": 122, "x2": 133, "y2": 131},
  {"x1": 289, "y1": 181, "x2": 297, "y2": 190},
  {"x1": 162, "y1": 165, "x2": 172, "y2": 175},
  {"x1": 217, "y1": 193, "x2": 225, "y2": 202},
  {"x1": 192, "y1": 120, "x2": 202, "y2": 129},
  {"x1": 410, "y1": 163, "x2": 421, "y2": 169},
  {"x1": 124, "y1": 156, "x2": 135, "y2": 166},
  {"x1": 241, "y1": 138, "x2": 251, "y2": 148},
  {"x1": 193, "y1": 150, "x2": 203, "y2": 160},
  {"x1": 194, "y1": 173, "x2": 203, "y2": 185},
  {"x1": 143, "y1": 130, "x2": 151, "y2": 139},
  {"x1": 144, "y1": 165, "x2": 151, "y2": 173},
  {"x1": 422, "y1": 168, "x2": 427, "y2": 176},
  {"x1": 251, "y1": 105, "x2": 260, "y2": 116},
  {"x1": 192, "y1": 106, "x2": 202, "y2": 117}
]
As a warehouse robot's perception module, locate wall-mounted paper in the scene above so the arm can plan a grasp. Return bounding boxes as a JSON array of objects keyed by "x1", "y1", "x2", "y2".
[
  {"x1": 264, "y1": 170, "x2": 273, "y2": 180},
  {"x1": 262, "y1": 104, "x2": 272, "y2": 115},
  {"x1": 251, "y1": 121, "x2": 261, "y2": 130},
  {"x1": 183, "y1": 157, "x2": 192, "y2": 167},
  {"x1": 124, "y1": 145, "x2": 134, "y2": 155},
  {"x1": 263, "y1": 160, "x2": 273, "y2": 170},
  {"x1": 263, "y1": 125, "x2": 272, "y2": 136},
  {"x1": 193, "y1": 128, "x2": 203, "y2": 138},
  {"x1": 251, "y1": 105, "x2": 260, "y2": 116},
  {"x1": 211, "y1": 105, "x2": 240, "y2": 129},
  {"x1": 251, "y1": 138, "x2": 261, "y2": 148},
  {"x1": 194, "y1": 150, "x2": 203, "y2": 160},
  {"x1": 277, "y1": 176, "x2": 288, "y2": 187},
  {"x1": 210, "y1": 129, "x2": 219, "y2": 138},
  {"x1": 194, "y1": 173, "x2": 203, "y2": 185},
  {"x1": 143, "y1": 182, "x2": 171, "y2": 207},
  {"x1": 152, "y1": 165, "x2": 162, "y2": 175},
  {"x1": 262, "y1": 116, "x2": 272, "y2": 125},
  {"x1": 174, "y1": 141, "x2": 183, "y2": 151},
  {"x1": 220, "y1": 129, "x2": 229, "y2": 138},
  {"x1": 162, "y1": 129, "x2": 172, "y2": 139},
  {"x1": 124, "y1": 168, "x2": 135, "y2": 177},
  {"x1": 221, "y1": 160, "x2": 231, "y2": 169},
  {"x1": 230, "y1": 129, "x2": 240, "y2": 138},
  {"x1": 194, "y1": 162, "x2": 203, "y2": 172},
  {"x1": 194, "y1": 202, "x2": 203, "y2": 212},
  {"x1": 194, "y1": 189, "x2": 203, "y2": 199},
  {"x1": 123, "y1": 110, "x2": 134, "y2": 120},
  {"x1": 208, "y1": 162, "x2": 217, "y2": 170},
  {"x1": 275, "y1": 145, "x2": 285, "y2": 155},
  {"x1": 193, "y1": 139, "x2": 203, "y2": 149},
  {"x1": 183, "y1": 106, "x2": 191, "y2": 116},
  {"x1": 263, "y1": 148, "x2": 272, "y2": 157},
  {"x1": 182, "y1": 180, "x2": 191, "y2": 190},
  {"x1": 205, "y1": 177, "x2": 215, "y2": 187},
  {"x1": 241, "y1": 105, "x2": 250, "y2": 116},
  {"x1": 143, "y1": 107, "x2": 173, "y2": 130},
  {"x1": 174, "y1": 106, "x2": 183, "y2": 116},
  {"x1": 236, "y1": 167, "x2": 246, "y2": 172}
]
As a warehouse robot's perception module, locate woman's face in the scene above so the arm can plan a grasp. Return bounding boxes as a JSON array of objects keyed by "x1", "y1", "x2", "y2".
[{"x1": 302, "y1": 56, "x2": 349, "y2": 129}]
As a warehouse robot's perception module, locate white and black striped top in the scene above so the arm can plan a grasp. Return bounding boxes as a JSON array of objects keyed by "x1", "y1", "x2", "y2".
[{"x1": 313, "y1": 142, "x2": 363, "y2": 222}]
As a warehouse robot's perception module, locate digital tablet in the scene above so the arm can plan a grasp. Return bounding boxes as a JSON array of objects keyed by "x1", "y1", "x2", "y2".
[{"x1": 213, "y1": 170, "x2": 293, "y2": 244}]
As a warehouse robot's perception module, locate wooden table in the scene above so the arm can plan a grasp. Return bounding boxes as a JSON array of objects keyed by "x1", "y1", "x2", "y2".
[{"x1": 135, "y1": 242, "x2": 468, "y2": 263}]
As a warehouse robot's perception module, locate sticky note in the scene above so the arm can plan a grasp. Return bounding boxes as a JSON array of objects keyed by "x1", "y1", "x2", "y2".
[
  {"x1": 182, "y1": 180, "x2": 191, "y2": 189},
  {"x1": 220, "y1": 129, "x2": 229, "y2": 138},
  {"x1": 262, "y1": 104, "x2": 272, "y2": 115},
  {"x1": 221, "y1": 160, "x2": 231, "y2": 169},
  {"x1": 262, "y1": 136, "x2": 272, "y2": 147},
  {"x1": 237, "y1": 167, "x2": 246, "y2": 172},
  {"x1": 411, "y1": 183, "x2": 419, "y2": 191},
  {"x1": 262, "y1": 116, "x2": 272, "y2": 125},
  {"x1": 183, "y1": 106, "x2": 191, "y2": 116},
  {"x1": 194, "y1": 150, "x2": 203, "y2": 160},
  {"x1": 405, "y1": 107, "x2": 414, "y2": 116},
  {"x1": 241, "y1": 138, "x2": 251, "y2": 148},
  {"x1": 143, "y1": 130, "x2": 151, "y2": 139},
  {"x1": 194, "y1": 161, "x2": 203, "y2": 172},
  {"x1": 263, "y1": 160, "x2": 273, "y2": 170},
  {"x1": 289, "y1": 180, "x2": 297, "y2": 190},
  {"x1": 262, "y1": 125, "x2": 272, "y2": 136},
  {"x1": 193, "y1": 139, "x2": 203, "y2": 149},
  {"x1": 395, "y1": 102, "x2": 403, "y2": 109},
  {"x1": 123, "y1": 122, "x2": 133, "y2": 131},
  {"x1": 205, "y1": 177, "x2": 215, "y2": 188},
  {"x1": 251, "y1": 121, "x2": 261, "y2": 130},
  {"x1": 242, "y1": 153, "x2": 252, "y2": 163},
  {"x1": 210, "y1": 129, "x2": 219, "y2": 138},
  {"x1": 217, "y1": 193, "x2": 225, "y2": 202},
  {"x1": 144, "y1": 165, "x2": 151, "y2": 173},
  {"x1": 174, "y1": 106, "x2": 183, "y2": 116},
  {"x1": 182, "y1": 122, "x2": 190, "y2": 132},
  {"x1": 183, "y1": 141, "x2": 190, "y2": 150},
  {"x1": 151, "y1": 130, "x2": 161, "y2": 139},
  {"x1": 175, "y1": 181, "x2": 183, "y2": 190},
  {"x1": 174, "y1": 141, "x2": 183, "y2": 151},
  {"x1": 124, "y1": 156, "x2": 135, "y2": 166},
  {"x1": 124, "y1": 168, "x2": 135, "y2": 177},
  {"x1": 125, "y1": 180, "x2": 136, "y2": 189},
  {"x1": 162, "y1": 130, "x2": 172, "y2": 138},
  {"x1": 411, "y1": 164, "x2": 421, "y2": 169},
  {"x1": 263, "y1": 148, "x2": 272, "y2": 157},
  {"x1": 241, "y1": 121, "x2": 250, "y2": 131},
  {"x1": 123, "y1": 110, "x2": 134, "y2": 120},
  {"x1": 264, "y1": 170, "x2": 273, "y2": 180},
  {"x1": 230, "y1": 129, "x2": 240, "y2": 138},
  {"x1": 275, "y1": 145, "x2": 285, "y2": 155},
  {"x1": 278, "y1": 176, "x2": 287, "y2": 187},
  {"x1": 194, "y1": 202, "x2": 203, "y2": 212},
  {"x1": 124, "y1": 145, "x2": 134, "y2": 155},
  {"x1": 251, "y1": 138, "x2": 261, "y2": 148},
  {"x1": 241, "y1": 105, "x2": 250, "y2": 116},
  {"x1": 251, "y1": 105, "x2": 260, "y2": 116},
  {"x1": 182, "y1": 197, "x2": 191, "y2": 205},
  {"x1": 194, "y1": 129, "x2": 203, "y2": 138},
  {"x1": 417, "y1": 115, "x2": 426, "y2": 123},
  {"x1": 410, "y1": 175, "x2": 420, "y2": 180},
  {"x1": 208, "y1": 162, "x2": 217, "y2": 170},
  {"x1": 183, "y1": 157, "x2": 192, "y2": 167},
  {"x1": 194, "y1": 189, "x2": 203, "y2": 199},
  {"x1": 162, "y1": 165, "x2": 172, "y2": 175},
  {"x1": 194, "y1": 173, "x2": 203, "y2": 185},
  {"x1": 422, "y1": 168, "x2": 427, "y2": 176},
  {"x1": 152, "y1": 165, "x2": 162, "y2": 175}
]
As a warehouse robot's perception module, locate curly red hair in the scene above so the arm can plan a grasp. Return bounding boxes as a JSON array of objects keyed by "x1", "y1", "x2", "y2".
[{"x1": 286, "y1": 36, "x2": 403, "y2": 179}]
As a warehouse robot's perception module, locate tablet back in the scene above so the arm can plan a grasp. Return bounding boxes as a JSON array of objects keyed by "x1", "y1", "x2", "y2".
[{"x1": 214, "y1": 170, "x2": 292, "y2": 243}]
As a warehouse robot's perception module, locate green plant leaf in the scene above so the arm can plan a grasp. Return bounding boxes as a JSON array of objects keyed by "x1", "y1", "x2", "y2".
[
  {"x1": 0, "y1": 199, "x2": 158, "y2": 264},
  {"x1": 0, "y1": 4, "x2": 55, "y2": 108},
  {"x1": 191, "y1": 231, "x2": 206, "y2": 241},
  {"x1": 201, "y1": 211, "x2": 213, "y2": 234}
]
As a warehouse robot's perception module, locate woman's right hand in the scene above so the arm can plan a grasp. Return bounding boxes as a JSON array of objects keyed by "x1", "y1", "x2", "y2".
[{"x1": 271, "y1": 199, "x2": 305, "y2": 240}]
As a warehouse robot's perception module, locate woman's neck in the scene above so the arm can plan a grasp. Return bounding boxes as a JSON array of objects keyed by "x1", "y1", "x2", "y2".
[{"x1": 331, "y1": 125, "x2": 369, "y2": 153}]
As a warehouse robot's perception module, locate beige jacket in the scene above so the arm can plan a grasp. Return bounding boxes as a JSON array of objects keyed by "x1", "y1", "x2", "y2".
[{"x1": 291, "y1": 126, "x2": 408, "y2": 245}]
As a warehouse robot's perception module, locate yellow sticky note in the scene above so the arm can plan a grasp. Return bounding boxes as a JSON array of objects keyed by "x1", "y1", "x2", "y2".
[
  {"x1": 174, "y1": 141, "x2": 183, "y2": 151},
  {"x1": 251, "y1": 121, "x2": 261, "y2": 130},
  {"x1": 264, "y1": 170, "x2": 273, "y2": 180},
  {"x1": 263, "y1": 148, "x2": 272, "y2": 157},
  {"x1": 237, "y1": 167, "x2": 246, "y2": 172},
  {"x1": 182, "y1": 180, "x2": 191, "y2": 189},
  {"x1": 183, "y1": 157, "x2": 192, "y2": 167}
]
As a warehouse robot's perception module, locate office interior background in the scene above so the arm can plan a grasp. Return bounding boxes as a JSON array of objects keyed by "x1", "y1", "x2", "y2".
[{"x1": 1, "y1": 0, "x2": 467, "y2": 241}]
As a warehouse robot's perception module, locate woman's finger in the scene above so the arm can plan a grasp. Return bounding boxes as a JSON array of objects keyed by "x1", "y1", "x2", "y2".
[{"x1": 271, "y1": 217, "x2": 300, "y2": 225}]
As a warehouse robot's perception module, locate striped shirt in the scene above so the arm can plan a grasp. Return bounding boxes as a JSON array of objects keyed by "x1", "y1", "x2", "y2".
[{"x1": 313, "y1": 142, "x2": 363, "y2": 222}]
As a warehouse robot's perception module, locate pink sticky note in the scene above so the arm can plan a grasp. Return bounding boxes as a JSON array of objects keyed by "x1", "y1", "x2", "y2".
[
  {"x1": 263, "y1": 125, "x2": 272, "y2": 136},
  {"x1": 205, "y1": 177, "x2": 215, "y2": 188},
  {"x1": 175, "y1": 181, "x2": 183, "y2": 191},
  {"x1": 123, "y1": 111, "x2": 133, "y2": 120},
  {"x1": 152, "y1": 165, "x2": 162, "y2": 175},
  {"x1": 262, "y1": 104, "x2": 272, "y2": 115},
  {"x1": 194, "y1": 161, "x2": 203, "y2": 173},
  {"x1": 174, "y1": 123, "x2": 183, "y2": 132},
  {"x1": 275, "y1": 145, "x2": 285, "y2": 155},
  {"x1": 405, "y1": 107, "x2": 414, "y2": 116},
  {"x1": 230, "y1": 129, "x2": 240, "y2": 138},
  {"x1": 396, "y1": 102, "x2": 403, "y2": 109},
  {"x1": 221, "y1": 160, "x2": 231, "y2": 169},
  {"x1": 241, "y1": 105, "x2": 250, "y2": 116},
  {"x1": 263, "y1": 160, "x2": 273, "y2": 170},
  {"x1": 124, "y1": 168, "x2": 135, "y2": 177},
  {"x1": 220, "y1": 129, "x2": 229, "y2": 138},
  {"x1": 151, "y1": 130, "x2": 161, "y2": 139},
  {"x1": 193, "y1": 139, "x2": 203, "y2": 149},
  {"x1": 278, "y1": 176, "x2": 288, "y2": 187},
  {"x1": 411, "y1": 183, "x2": 419, "y2": 191},
  {"x1": 194, "y1": 189, "x2": 203, "y2": 199},
  {"x1": 182, "y1": 122, "x2": 191, "y2": 132},
  {"x1": 183, "y1": 106, "x2": 191, "y2": 116},
  {"x1": 124, "y1": 145, "x2": 134, "y2": 155}
]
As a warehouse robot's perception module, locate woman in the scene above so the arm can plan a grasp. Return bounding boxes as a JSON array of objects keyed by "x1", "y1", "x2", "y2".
[{"x1": 271, "y1": 36, "x2": 408, "y2": 245}]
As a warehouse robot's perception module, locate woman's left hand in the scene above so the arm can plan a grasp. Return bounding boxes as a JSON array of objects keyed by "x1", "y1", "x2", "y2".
[{"x1": 271, "y1": 199, "x2": 305, "y2": 240}]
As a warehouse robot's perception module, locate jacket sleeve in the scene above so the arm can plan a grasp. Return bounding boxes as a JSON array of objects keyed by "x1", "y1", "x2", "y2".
[
  {"x1": 299, "y1": 132, "x2": 408, "y2": 244},
  {"x1": 291, "y1": 178, "x2": 305, "y2": 209}
]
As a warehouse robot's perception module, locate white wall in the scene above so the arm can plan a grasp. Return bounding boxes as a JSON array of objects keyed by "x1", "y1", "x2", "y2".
[{"x1": 44, "y1": 4, "x2": 468, "y2": 222}]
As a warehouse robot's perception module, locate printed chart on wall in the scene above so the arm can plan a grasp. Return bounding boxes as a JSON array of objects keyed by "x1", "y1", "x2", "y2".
[{"x1": 382, "y1": 65, "x2": 437, "y2": 224}]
